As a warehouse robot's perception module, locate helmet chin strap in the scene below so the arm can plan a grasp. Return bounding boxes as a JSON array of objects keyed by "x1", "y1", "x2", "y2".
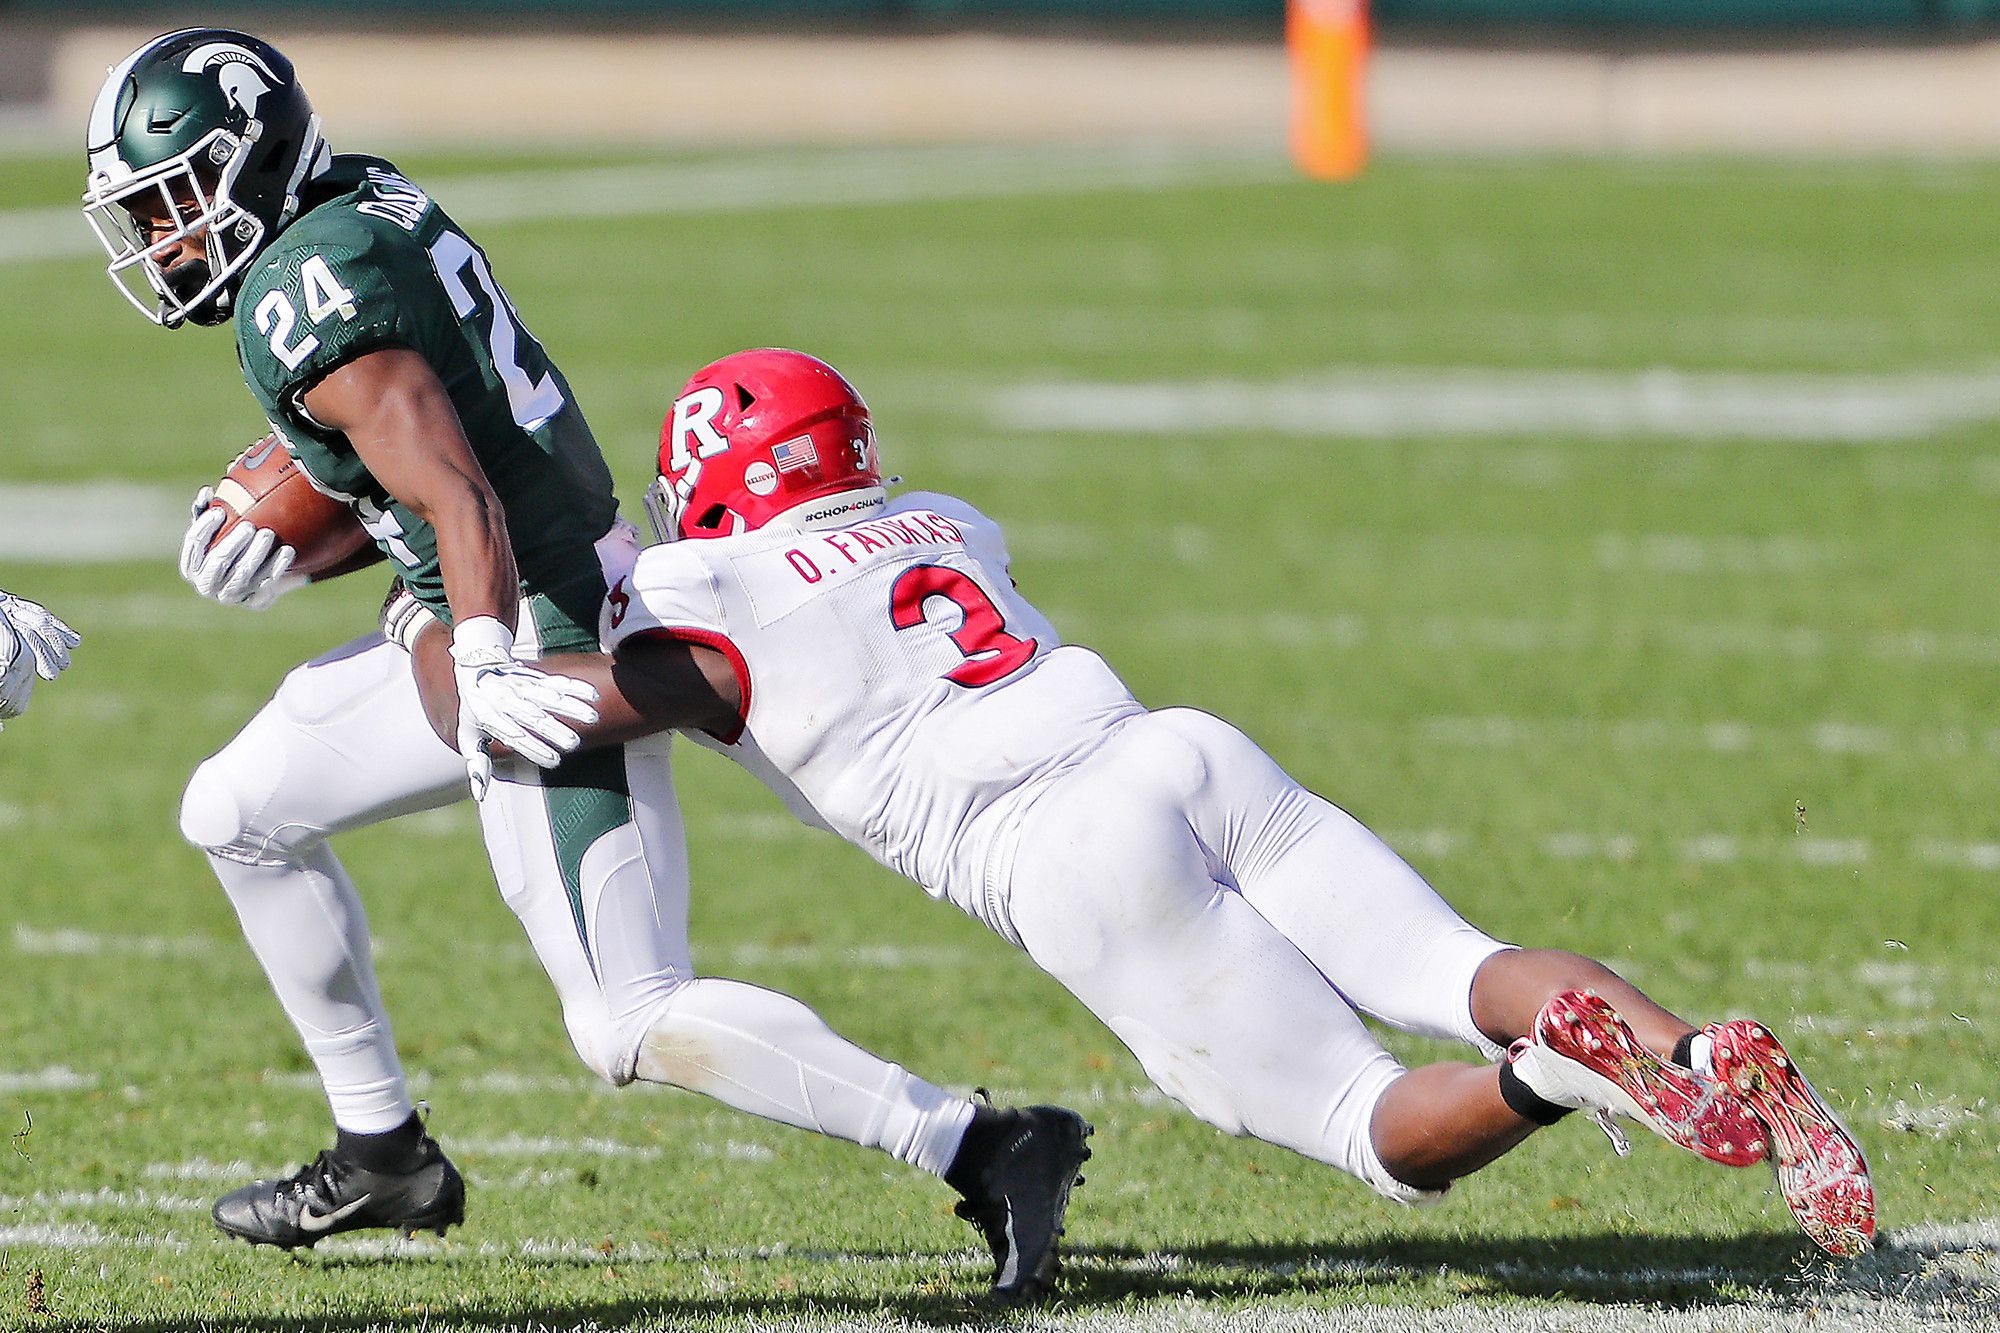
[
  {"x1": 161, "y1": 255, "x2": 232, "y2": 328},
  {"x1": 279, "y1": 115, "x2": 328, "y2": 226}
]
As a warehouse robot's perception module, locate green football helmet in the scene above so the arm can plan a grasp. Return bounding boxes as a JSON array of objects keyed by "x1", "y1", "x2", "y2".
[{"x1": 82, "y1": 29, "x2": 328, "y2": 328}]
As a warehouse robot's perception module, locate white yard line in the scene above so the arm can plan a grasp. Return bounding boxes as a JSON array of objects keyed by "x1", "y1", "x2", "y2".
[
  {"x1": 453, "y1": 1133, "x2": 664, "y2": 1160},
  {"x1": 0, "y1": 483, "x2": 184, "y2": 562},
  {"x1": 1795, "y1": 1014, "x2": 1965, "y2": 1039},
  {"x1": 0, "y1": 142, "x2": 1282, "y2": 266},
  {"x1": 0, "y1": 1225, "x2": 1990, "y2": 1331},
  {"x1": 0, "y1": 1065, "x2": 96, "y2": 1094},
  {"x1": 720, "y1": 942, "x2": 968, "y2": 968},
  {"x1": 1380, "y1": 826, "x2": 2000, "y2": 876},
  {"x1": 0, "y1": 485, "x2": 1905, "y2": 584},
  {"x1": 0, "y1": 1222, "x2": 187, "y2": 1251},
  {"x1": 141, "y1": 1158, "x2": 259, "y2": 1182},
  {"x1": 992, "y1": 369, "x2": 2000, "y2": 443},
  {"x1": 0, "y1": 1189, "x2": 208, "y2": 1214},
  {"x1": 453, "y1": 1070, "x2": 600, "y2": 1095},
  {"x1": 1009, "y1": 520, "x2": 1852, "y2": 576},
  {"x1": 10, "y1": 909, "x2": 965, "y2": 964},
  {"x1": 17, "y1": 589, "x2": 348, "y2": 633},
  {"x1": 1878, "y1": 1095, "x2": 1986, "y2": 1138},
  {"x1": 1592, "y1": 532, "x2": 1847, "y2": 574},
  {"x1": 13, "y1": 923, "x2": 216, "y2": 957},
  {"x1": 1079, "y1": 608, "x2": 2000, "y2": 669},
  {"x1": 1419, "y1": 713, "x2": 2000, "y2": 760}
]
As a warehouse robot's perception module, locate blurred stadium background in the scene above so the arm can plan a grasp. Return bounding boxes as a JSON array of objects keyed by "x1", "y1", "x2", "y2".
[
  {"x1": 8, "y1": 3, "x2": 2000, "y2": 1331},
  {"x1": 8, "y1": 2, "x2": 2000, "y2": 156}
]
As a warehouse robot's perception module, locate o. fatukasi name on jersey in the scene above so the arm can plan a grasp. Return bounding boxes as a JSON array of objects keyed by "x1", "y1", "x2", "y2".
[
  {"x1": 602, "y1": 493, "x2": 1144, "y2": 923},
  {"x1": 234, "y1": 154, "x2": 618, "y2": 623}
]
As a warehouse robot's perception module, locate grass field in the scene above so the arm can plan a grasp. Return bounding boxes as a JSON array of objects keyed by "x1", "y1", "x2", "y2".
[{"x1": 4, "y1": 141, "x2": 2000, "y2": 1331}]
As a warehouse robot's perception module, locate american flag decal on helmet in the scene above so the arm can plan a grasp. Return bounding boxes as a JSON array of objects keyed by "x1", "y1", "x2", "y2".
[{"x1": 770, "y1": 434, "x2": 818, "y2": 473}]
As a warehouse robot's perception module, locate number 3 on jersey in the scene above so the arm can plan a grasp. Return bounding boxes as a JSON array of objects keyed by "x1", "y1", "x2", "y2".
[{"x1": 889, "y1": 564, "x2": 1037, "y2": 688}]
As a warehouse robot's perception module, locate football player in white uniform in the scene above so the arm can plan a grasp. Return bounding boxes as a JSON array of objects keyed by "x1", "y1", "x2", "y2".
[
  {"x1": 398, "y1": 349, "x2": 1876, "y2": 1259},
  {"x1": 0, "y1": 591, "x2": 80, "y2": 727}
]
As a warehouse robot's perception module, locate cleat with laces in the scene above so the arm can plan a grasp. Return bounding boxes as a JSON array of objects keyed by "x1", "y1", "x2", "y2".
[
  {"x1": 211, "y1": 1133, "x2": 464, "y2": 1250},
  {"x1": 1508, "y1": 989, "x2": 1766, "y2": 1167},
  {"x1": 1707, "y1": 1018, "x2": 1874, "y2": 1258},
  {"x1": 949, "y1": 1103, "x2": 1093, "y2": 1302}
]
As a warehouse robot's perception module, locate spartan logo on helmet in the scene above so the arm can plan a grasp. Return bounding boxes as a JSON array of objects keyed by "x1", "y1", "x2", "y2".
[
  {"x1": 182, "y1": 41, "x2": 279, "y2": 119},
  {"x1": 81, "y1": 29, "x2": 328, "y2": 328}
]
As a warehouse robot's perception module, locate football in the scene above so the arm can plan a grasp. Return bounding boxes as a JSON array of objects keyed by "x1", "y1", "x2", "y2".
[{"x1": 207, "y1": 433, "x2": 371, "y2": 577}]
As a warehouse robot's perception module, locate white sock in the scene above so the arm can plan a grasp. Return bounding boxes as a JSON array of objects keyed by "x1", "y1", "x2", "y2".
[
  {"x1": 632, "y1": 978, "x2": 974, "y2": 1176},
  {"x1": 1506, "y1": 1040, "x2": 1594, "y2": 1109},
  {"x1": 207, "y1": 847, "x2": 415, "y2": 1133},
  {"x1": 1686, "y1": 1031, "x2": 1716, "y2": 1077}
]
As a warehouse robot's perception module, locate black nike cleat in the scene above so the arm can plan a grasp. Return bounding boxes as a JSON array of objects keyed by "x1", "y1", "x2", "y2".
[
  {"x1": 212, "y1": 1135, "x2": 465, "y2": 1249},
  {"x1": 950, "y1": 1104, "x2": 1093, "y2": 1302}
]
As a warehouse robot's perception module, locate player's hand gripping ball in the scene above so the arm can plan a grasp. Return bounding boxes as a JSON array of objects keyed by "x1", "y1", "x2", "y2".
[
  {"x1": 206, "y1": 433, "x2": 369, "y2": 575},
  {"x1": 182, "y1": 434, "x2": 370, "y2": 609}
]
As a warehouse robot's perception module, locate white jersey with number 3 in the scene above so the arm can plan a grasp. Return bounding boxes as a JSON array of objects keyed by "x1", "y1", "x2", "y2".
[{"x1": 602, "y1": 492, "x2": 1144, "y2": 923}]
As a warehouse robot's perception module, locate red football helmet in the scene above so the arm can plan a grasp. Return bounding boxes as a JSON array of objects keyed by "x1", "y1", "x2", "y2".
[{"x1": 646, "y1": 349, "x2": 885, "y2": 543}]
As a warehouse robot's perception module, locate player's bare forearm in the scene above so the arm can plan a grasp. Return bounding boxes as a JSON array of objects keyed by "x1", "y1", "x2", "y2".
[
  {"x1": 307, "y1": 543, "x2": 386, "y2": 584},
  {"x1": 408, "y1": 625, "x2": 462, "y2": 748},
  {"x1": 407, "y1": 623, "x2": 738, "y2": 755},
  {"x1": 302, "y1": 348, "x2": 521, "y2": 627},
  {"x1": 427, "y1": 486, "x2": 521, "y2": 632}
]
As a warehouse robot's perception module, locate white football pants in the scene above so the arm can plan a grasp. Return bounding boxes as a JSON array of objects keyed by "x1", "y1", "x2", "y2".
[
  {"x1": 178, "y1": 630, "x2": 971, "y2": 1174},
  {"x1": 1000, "y1": 707, "x2": 1508, "y2": 1203}
]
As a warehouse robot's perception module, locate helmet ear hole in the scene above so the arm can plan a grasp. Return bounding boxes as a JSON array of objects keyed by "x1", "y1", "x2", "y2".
[
  {"x1": 735, "y1": 384, "x2": 756, "y2": 411},
  {"x1": 692, "y1": 502, "x2": 730, "y2": 532}
]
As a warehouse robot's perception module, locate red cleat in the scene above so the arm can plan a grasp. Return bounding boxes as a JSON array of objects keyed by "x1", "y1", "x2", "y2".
[
  {"x1": 1706, "y1": 1018, "x2": 1875, "y2": 1258},
  {"x1": 1509, "y1": 990, "x2": 1767, "y2": 1167}
]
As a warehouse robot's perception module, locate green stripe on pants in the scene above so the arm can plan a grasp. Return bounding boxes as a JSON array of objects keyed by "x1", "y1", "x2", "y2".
[{"x1": 528, "y1": 574, "x2": 634, "y2": 970}]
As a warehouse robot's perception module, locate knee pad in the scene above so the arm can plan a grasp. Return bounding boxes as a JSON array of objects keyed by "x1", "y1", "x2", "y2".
[
  {"x1": 178, "y1": 754, "x2": 288, "y2": 864},
  {"x1": 179, "y1": 740, "x2": 327, "y2": 867},
  {"x1": 569, "y1": 973, "x2": 702, "y2": 1088},
  {"x1": 178, "y1": 656, "x2": 369, "y2": 865},
  {"x1": 562, "y1": 1002, "x2": 637, "y2": 1087}
]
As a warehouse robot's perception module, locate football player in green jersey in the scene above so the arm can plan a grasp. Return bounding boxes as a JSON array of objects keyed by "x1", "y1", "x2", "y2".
[{"x1": 82, "y1": 31, "x2": 1090, "y2": 1298}]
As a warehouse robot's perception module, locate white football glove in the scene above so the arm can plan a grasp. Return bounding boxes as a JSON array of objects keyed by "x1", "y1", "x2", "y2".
[
  {"x1": 0, "y1": 591, "x2": 80, "y2": 727},
  {"x1": 179, "y1": 486, "x2": 306, "y2": 611},
  {"x1": 449, "y1": 616, "x2": 600, "y2": 798}
]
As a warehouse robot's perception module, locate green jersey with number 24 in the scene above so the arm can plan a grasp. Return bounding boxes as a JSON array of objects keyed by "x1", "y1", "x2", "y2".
[{"x1": 234, "y1": 154, "x2": 617, "y2": 624}]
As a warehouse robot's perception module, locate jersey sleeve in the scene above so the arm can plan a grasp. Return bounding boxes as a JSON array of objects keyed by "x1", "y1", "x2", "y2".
[
  {"x1": 602, "y1": 548, "x2": 752, "y2": 744},
  {"x1": 602, "y1": 548, "x2": 727, "y2": 652},
  {"x1": 235, "y1": 227, "x2": 427, "y2": 423}
]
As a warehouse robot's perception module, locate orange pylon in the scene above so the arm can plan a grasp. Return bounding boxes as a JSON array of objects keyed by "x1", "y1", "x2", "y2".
[{"x1": 1288, "y1": 0, "x2": 1369, "y2": 180}]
